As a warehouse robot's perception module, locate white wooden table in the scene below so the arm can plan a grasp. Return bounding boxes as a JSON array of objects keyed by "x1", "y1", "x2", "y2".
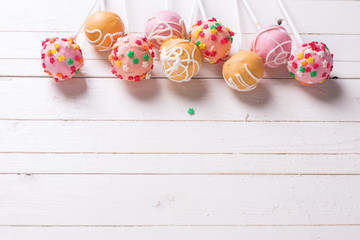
[{"x1": 0, "y1": 0, "x2": 359, "y2": 239}]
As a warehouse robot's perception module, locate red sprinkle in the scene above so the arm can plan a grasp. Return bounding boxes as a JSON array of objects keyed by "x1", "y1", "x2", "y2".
[
  {"x1": 205, "y1": 51, "x2": 211, "y2": 56},
  {"x1": 49, "y1": 58, "x2": 55, "y2": 64},
  {"x1": 305, "y1": 67, "x2": 311, "y2": 72},
  {"x1": 292, "y1": 62, "x2": 298, "y2": 69},
  {"x1": 111, "y1": 69, "x2": 116, "y2": 74},
  {"x1": 203, "y1": 24, "x2": 209, "y2": 29},
  {"x1": 42, "y1": 63, "x2": 46, "y2": 69},
  {"x1": 211, "y1": 35, "x2": 217, "y2": 41},
  {"x1": 197, "y1": 20, "x2": 202, "y2": 26},
  {"x1": 322, "y1": 72, "x2": 327, "y2": 77},
  {"x1": 229, "y1": 31, "x2": 235, "y2": 37},
  {"x1": 134, "y1": 75, "x2": 140, "y2": 82},
  {"x1": 128, "y1": 76, "x2": 133, "y2": 81},
  {"x1": 313, "y1": 63, "x2": 319, "y2": 69},
  {"x1": 135, "y1": 40, "x2": 142, "y2": 45},
  {"x1": 290, "y1": 55, "x2": 294, "y2": 60},
  {"x1": 142, "y1": 37, "x2": 147, "y2": 42},
  {"x1": 216, "y1": 25, "x2": 222, "y2": 31},
  {"x1": 199, "y1": 32, "x2": 205, "y2": 37},
  {"x1": 304, "y1": 53, "x2": 311, "y2": 59}
]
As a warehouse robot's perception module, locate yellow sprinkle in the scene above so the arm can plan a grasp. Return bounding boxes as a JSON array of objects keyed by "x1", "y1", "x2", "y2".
[
  {"x1": 58, "y1": 55, "x2": 65, "y2": 61},
  {"x1": 74, "y1": 44, "x2": 80, "y2": 50},
  {"x1": 226, "y1": 27, "x2": 230, "y2": 32},
  {"x1": 116, "y1": 60, "x2": 121, "y2": 66},
  {"x1": 210, "y1": 29, "x2": 217, "y2": 35},
  {"x1": 51, "y1": 48, "x2": 57, "y2": 54},
  {"x1": 197, "y1": 27, "x2": 203, "y2": 33},
  {"x1": 308, "y1": 57, "x2": 314, "y2": 63},
  {"x1": 54, "y1": 43, "x2": 60, "y2": 49},
  {"x1": 199, "y1": 43, "x2": 206, "y2": 50},
  {"x1": 194, "y1": 32, "x2": 199, "y2": 39},
  {"x1": 297, "y1": 53, "x2": 304, "y2": 59}
]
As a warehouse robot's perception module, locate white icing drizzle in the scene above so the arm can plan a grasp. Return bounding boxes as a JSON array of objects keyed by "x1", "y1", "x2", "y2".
[
  {"x1": 253, "y1": 25, "x2": 291, "y2": 68},
  {"x1": 224, "y1": 64, "x2": 262, "y2": 92},
  {"x1": 85, "y1": 28, "x2": 123, "y2": 52},
  {"x1": 147, "y1": 14, "x2": 186, "y2": 47},
  {"x1": 160, "y1": 39, "x2": 200, "y2": 82}
]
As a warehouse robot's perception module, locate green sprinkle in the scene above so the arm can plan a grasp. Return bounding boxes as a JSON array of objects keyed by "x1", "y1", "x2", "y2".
[
  {"x1": 144, "y1": 54, "x2": 149, "y2": 62},
  {"x1": 300, "y1": 66, "x2": 306, "y2": 73},
  {"x1": 67, "y1": 58, "x2": 74, "y2": 65},
  {"x1": 187, "y1": 108, "x2": 195, "y2": 116},
  {"x1": 215, "y1": 22, "x2": 220, "y2": 26},
  {"x1": 75, "y1": 69, "x2": 80, "y2": 75},
  {"x1": 210, "y1": 25, "x2": 217, "y2": 30},
  {"x1": 310, "y1": 71, "x2": 317, "y2": 77},
  {"x1": 230, "y1": 37, "x2": 233, "y2": 43},
  {"x1": 289, "y1": 72, "x2": 295, "y2": 77},
  {"x1": 188, "y1": 38, "x2": 191, "y2": 41},
  {"x1": 133, "y1": 57, "x2": 139, "y2": 65},
  {"x1": 127, "y1": 51, "x2": 134, "y2": 58},
  {"x1": 325, "y1": 46, "x2": 329, "y2": 51},
  {"x1": 195, "y1": 41, "x2": 201, "y2": 46}
]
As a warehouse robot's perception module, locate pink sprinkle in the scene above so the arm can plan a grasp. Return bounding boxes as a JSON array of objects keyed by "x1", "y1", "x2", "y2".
[
  {"x1": 61, "y1": 38, "x2": 67, "y2": 42},
  {"x1": 220, "y1": 37, "x2": 228, "y2": 44},
  {"x1": 199, "y1": 32, "x2": 205, "y2": 37},
  {"x1": 203, "y1": 24, "x2": 209, "y2": 29},
  {"x1": 229, "y1": 31, "x2": 235, "y2": 37},
  {"x1": 210, "y1": 52, "x2": 216, "y2": 57},
  {"x1": 118, "y1": 75, "x2": 123, "y2": 79},
  {"x1": 205, "y1": 51, "x2": 211, "y2": 56},
  {"x1": 142, "y1": 37, "x2": 147, "y2": 42},
  {"x1": 42, "y1": 63, "x2": 46, "y2": 69},
  {"x1": 313, "y1": 63, "x2": 319, "y2": 69},
  {"x1": 302, "y1": 43, "x2": 308, "y2": 47},
  {"x1": 135, "y1": 40, "x2": 142, "y2": 45},
  {"x1": 292, "y1": 62, "x2": 297, "y2": 69},
  {"x1": 197, "y1": 20, "x2": 202, "y2": 26},
  {"x1": 62, "y1": 75, "x2": 68, "y2": 79},
  {"x1": 41, "y1": 53, "x2": 45, "y2": 59},
  {"x1": 54, "y1": 78, "x2": 59, "y2": 82},
  {"x1": 216, "y1": 25, "x2": 222, "y2": 31},
  {"x1": 290, "y1": 55, "x2": 294, "y2": 61},
  {"x1": 211, "y1": 35, "x2": 217, "y2": 41},
  {"x1": 49, "y1": 58, "x2": 55, "y2": 64},
  {"x1": 304, "y1": 53, "x2": 311, "y2": 59},
  {"x1": 75, "y1": 56, "x2": 80, "y2": 62},
  {"x1": 113, "y1": 56, "x2": 118, "y2": 61},
  {"x1": 305, "y1": 67, "x2": 311, "y2": 72},
  {"x1": 111, "y1": 69, "x2": 116, "y2": 74}
]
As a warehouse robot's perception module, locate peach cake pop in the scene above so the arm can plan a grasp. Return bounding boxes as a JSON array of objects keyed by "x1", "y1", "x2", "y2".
[
  {"x1": 190, "y1": 18, "x2": 234, "y2": 64},
  {"x1": 84, "y1": 11, "x2": 125, "y2": 51},
  {"x1": 287, "y1": 41, "x2": 333, "y2": 85},
  {"x1": 251, "y1": 24, "x2": 292, "y2": 68},
  {"x1": 223, "y1": 50, "x2": 264, "y2": 92},
  {"x1": 160, "y1": 38, "x2": 202, "y2": 82},
  {"x1": 41, "y1": 37, "x2": 84, "y2": 82},
  {"x1": 146, "y1": 10, "x2": 187, "y2": 49},
  {"x1": 109, "y1": 33, "x2": 154, "y2": 81}
]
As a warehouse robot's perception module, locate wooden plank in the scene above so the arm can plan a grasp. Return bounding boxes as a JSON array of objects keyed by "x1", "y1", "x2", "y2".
[
  {"x1": 0, "y1": 175, "x2": 359, "y2": 225},
  {"x1": 0, "y1": 78, "x2": 359, "y2": 122},
  {"x1": 0, "y1": 0, "x2": 359, "y2": 34},
  {"x1": 0, "y1": 153, "x2": 359, "y2": 174},
  {"x1": 0, "y1": 121, "x2": 359, "y2": 153},
  {"x1": 0, "y1": 32, "x2": 356, "y2": 61},
  {"x1": 0, "y1": 226, "x2": 360, "y2": 240}
]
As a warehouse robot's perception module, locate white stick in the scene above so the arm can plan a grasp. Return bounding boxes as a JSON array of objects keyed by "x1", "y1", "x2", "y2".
[
  {"x1": 197, "y1": 0, "x2": 207, "y2": 21},
  {"x1": 121, "y1": 0, "x2": 130, "y2": 31},
  {"x1": 166, "y1": 0, "x2": 170, "y2": 10},
  {"x1": 235, "y1": 0, "x2": 243, "y2": 50},
  {"x1": 242, "y1": 0, "x2": 260, "y2": 29},
  {"x1": 73, "y1": 0, "x2": 100, "y2": 38},
  {"x1": 100, "y1": 0, "x2": 105, "y2": 11},
  {"x1": 276, "y1": 0, "x2": 303, "y2": 46},
  {"x1": 187, "y1": 0, "x2": 198, "y2": 31}
]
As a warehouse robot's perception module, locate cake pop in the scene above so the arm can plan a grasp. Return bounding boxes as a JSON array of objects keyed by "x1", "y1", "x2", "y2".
[
  {"x1": 276, "y1": 0, "x2": 334, "y2": 85},
  {"x1": 241, "y1": 0, "x2": 292, "y2": 68},
  {"x1": 222, "y1": 0, "x2": 264, "y2": 92},
  {"x1": 41, "y1": 38, "x2": 84, "y2": 81},
  {"x1": 146, "y1": 10, "x2": 186, "y2": 49},
  {"x1": 109, "y1": 33, "x2": 154, "y2": 81},
  {"x1": 40, "y1": 0, "x2": 99, "y2": 81},
  {"x1": 84, "y1": 11, "x2": 125, "y2": 51},
  {"x1": 160, "y1": 38, "x2": 202, "y2": 82}
]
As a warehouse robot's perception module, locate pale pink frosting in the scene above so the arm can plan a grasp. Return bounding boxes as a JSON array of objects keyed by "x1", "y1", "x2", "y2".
[
  {"x1": 109, "y1": 33, "x2": 154, "y2": 81},
  {"x1": 190, "y1": 18, "x2": 234, "y2": 64},
  {"x1": 146, "y1": 10, "x2": 186, "y2": 49},
  {"x1": 251, "y1": 24, "x2": 292, "y2": 68},
  {"x1": 41, "y1": 37, "x2": 84, "y2": 81},
  {"x1": 287, "y1": 41, "x2": 333, "y2": 85}
]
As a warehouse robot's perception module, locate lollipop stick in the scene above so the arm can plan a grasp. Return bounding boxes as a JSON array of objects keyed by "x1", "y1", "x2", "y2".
[
  {"x1": 197, "y1": 0, "x2": 207, "y2": 21},
  {"x1": 100, "y1": 0, "x2": 105, "y2": 11},
  {"x1": 235, "y1": 0, "x2": 244, "y2": 50},
  {"x1": 276, "y1": 0, "x2": 303, "y2": 46},
  {"x1": 166, "y1": 0, "x2": 170, "y2": 10},
  {"x1": 73, "y1": 0, "x2": 100, "y2": 38},
  {"x1": 242, "y1": 0, "x2": 260, "y2": 29},
  {"x1": 121, "y1": 0, "x2": 130, "y2": 31},
  {"x1": 187, "y1": 0, "x2": 198, "y2": 30}
]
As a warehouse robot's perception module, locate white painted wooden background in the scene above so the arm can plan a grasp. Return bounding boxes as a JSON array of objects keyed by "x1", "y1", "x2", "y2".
[{"x1": 0, "y1": 0, "x2": 360, "y2": 239}]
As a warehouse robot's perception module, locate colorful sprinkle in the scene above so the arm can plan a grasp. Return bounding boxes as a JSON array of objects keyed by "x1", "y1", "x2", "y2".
[
  {"x1": 199, "y1": 43, "x2": 206, "y2": 50},
  {"x1": 187, "y1": 108, "x2": 195, "y2": 115},
  {"x1": 300, "y1": 66, "x2": 306, "y2": 73},
  {"x1": 211, "y1": 35, "x2": 217, "y2": 41},
  {"x1": 292, "y1": 62, "x2": 298, "y2": 69},
  {"x1": 289, "y1": 72, "x2": 295, "y2": 77},
  {"x1": 195, "y1": 41, "x2": 201, "y2": 46},
  {"x1": 310, "y1": 71, "x2": 317, "y2": 77},
  {"x1": 116, "y1": 60, "x2": 121, "y2": 67},
  {"x1": 144, "y1": 54, "x2": 149, "y2": 61},
  {"x1": 127, "y1": 51, "x2": 134, "y2": 58},
  {"x1": 58, "y1": 55, "x2": 65, "y2": 61},
  {"x1": 301, "y1": 61, "x2": 308, "y2": 67},
  {"x1": 133, "y1": 58, "x2": 139, "y2": 65},
  {"x1": 67, "y1": 58, "x2": 74, "y2": 65},
  {"x1": 297, "y1": 53, "x2": 304, "y2": 59},
  {"x1": 308, "y1": 57, "x2": 314, "y2": 63}
]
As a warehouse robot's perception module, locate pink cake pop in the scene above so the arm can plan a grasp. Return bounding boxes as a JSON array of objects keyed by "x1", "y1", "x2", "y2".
[
  {"x1": 40, "y1": 0, "x2": 99, "y2": 81},
  {"x1": 190, "y1": 18, "x2": 234, "y2": 64},
  {"x1": 146, "y1": 10, "x2": 187, "y2": 49},
  {"x1": 41, "y1": 38, "x2": 84, "y2": 81},
  {"x1": 277, "y1": 0, "x2": 334, "y2": 85},
  {"x1": 109, "y1": 33, "x2": 154, "y2": 81}
]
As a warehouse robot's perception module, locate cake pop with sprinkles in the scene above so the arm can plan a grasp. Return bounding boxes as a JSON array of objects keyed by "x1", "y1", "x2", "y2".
[
  {"x1": 160, "y1": 38, "x2": 202, "y2": 82},
  {"x1": 109, "y1": 33, "x2": 154, "y2": 81},
  {"x1": 241, "y1": 0, "x2": 292, "y2": 68},
  {"x1": 40, "y1": 0, "x2": 99, "y2": 81},
  {"x1": 222, "y1": 0, "x2": 264, "y2": 92},
  {"x1": 190, "y1": 0, "x2": 234, "y2": 64},
  {"x1": 146, "y1": 10, "x2": 186, "y2": 49},
  {"x1": 277, "y1": 0, "x2": 333, "y2": 85}
]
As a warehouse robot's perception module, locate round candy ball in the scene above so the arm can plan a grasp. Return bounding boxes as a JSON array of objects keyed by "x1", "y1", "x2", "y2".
[
  {"x1": 84, "y1": 11, "x2": 125, "y2": 51},
  {"x1": 251, "y1": 24, "x2": 292, "y2": 68},
  {"x1": 190, "y1": 18, "x2": 234, "y2": 64},
  {"x1": 160, "y1": 38, "x2": 202, "y2": 82},
  {"x1": 109, "y1": 33, "x2": 154, "y2": 81},
  {"x1": 287, "y1": 41, "x2": 333, "y2": 85},
  {"x1": 41, "y1": 37, "x2": 84, "y2": 81},
  {"x1": 146, "y1": 10, "x2": 186, "y2": 49},
  {"x1": 223, "y1": 51, "x2": 264, "y2": 92}
]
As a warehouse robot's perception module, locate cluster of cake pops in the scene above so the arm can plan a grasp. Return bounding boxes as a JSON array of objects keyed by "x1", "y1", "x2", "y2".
[{"x1": 41, "y1": 0, "x2": 334, "y2": 93}]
